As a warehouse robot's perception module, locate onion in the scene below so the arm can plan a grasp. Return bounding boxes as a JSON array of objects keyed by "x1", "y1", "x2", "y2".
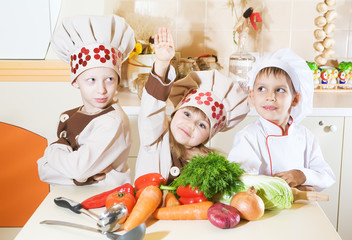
[{"x1": 230, "y1": 186, "x2": 265, "y2": 221}]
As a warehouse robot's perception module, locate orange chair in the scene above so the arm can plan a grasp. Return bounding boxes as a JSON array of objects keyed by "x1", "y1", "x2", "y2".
[{"x1": 0, "y1": 122, "x2": 49, "y2": 227}]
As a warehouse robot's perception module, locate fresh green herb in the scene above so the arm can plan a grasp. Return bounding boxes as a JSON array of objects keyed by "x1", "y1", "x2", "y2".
[{"x1": 170, "y1": 152, "x2": 245, "y2": 199}]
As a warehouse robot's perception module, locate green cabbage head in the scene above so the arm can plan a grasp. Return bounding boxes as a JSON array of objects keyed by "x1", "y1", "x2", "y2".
[{"x1": 217, "y1": 174, "x2": 294, "y2": 210}]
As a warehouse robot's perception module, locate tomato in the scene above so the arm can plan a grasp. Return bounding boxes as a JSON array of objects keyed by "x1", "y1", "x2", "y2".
[{"x1": 105, "y1": 192, "x2": 136, "y2": 215}]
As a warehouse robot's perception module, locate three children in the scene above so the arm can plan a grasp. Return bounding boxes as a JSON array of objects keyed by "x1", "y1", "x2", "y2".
[{"x1": 38, "y1": 14, "x2": 334, "y2": 193}]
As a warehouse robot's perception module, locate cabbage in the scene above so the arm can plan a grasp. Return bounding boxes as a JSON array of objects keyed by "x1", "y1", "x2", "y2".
[
  {"x1": 240, "y1": 174, "x2": 294, "y2": 210},
  {"x1": 217, "y1": 174, "x2": 294, "y2": 210}
]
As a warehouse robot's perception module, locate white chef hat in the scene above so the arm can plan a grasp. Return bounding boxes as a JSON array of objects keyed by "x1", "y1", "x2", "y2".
[
  {"x1": 169, "y1": 70, "x2": 249, "y2": 138},
  {"x1": 51, "y1": 15, "x2": 135, "y2": 83},
  {"x1": 248, "y1": 48, "x2": 313, "y2": 123}
]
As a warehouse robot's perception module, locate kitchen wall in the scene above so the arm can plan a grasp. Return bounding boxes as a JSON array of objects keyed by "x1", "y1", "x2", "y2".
[{"x1": 46, "y1": 0, "x2": 352, "y2": 74}]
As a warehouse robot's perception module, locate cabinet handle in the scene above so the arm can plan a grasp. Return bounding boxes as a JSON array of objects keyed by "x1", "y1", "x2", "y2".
[{"x1": 329, "y1": 125, "x2": 337, "y2": 132}]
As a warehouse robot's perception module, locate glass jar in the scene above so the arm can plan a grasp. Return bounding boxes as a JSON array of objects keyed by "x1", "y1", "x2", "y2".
[{"x1": 228, "y1": 30, "x2": 255, "y2": 92}]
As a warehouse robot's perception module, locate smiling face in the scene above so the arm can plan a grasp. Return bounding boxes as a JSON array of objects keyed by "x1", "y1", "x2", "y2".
[
  {"x1": 250, "y1": 68, "x2": 301, "y2": 130},
  {"x1": 170, "y1": 107, "x2": 210, "y2": 148},
  {"x1": 73, "y1": 67, "x2": 118, "y2": 114}
]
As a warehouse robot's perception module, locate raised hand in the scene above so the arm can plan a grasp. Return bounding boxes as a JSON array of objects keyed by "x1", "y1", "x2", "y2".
[{"x1": 153, "y1": 27, "x2": 175, "y2": 80}]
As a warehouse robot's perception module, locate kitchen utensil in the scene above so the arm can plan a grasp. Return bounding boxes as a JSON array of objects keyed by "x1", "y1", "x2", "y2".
[
  {"x1": 291, "y1": 188, "x2": 329, "y2": 202},
  {"x1": 54, "y1": 197, "x2": 127, "y2": 232},
  {"x1": 40, "y1": 220, "x2": 146, "y2": 240}
]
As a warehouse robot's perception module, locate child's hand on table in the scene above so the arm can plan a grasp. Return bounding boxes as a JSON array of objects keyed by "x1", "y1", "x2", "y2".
[
  {"x1": 73, "y1": 165, "x2": 113, "y2": 186},
  {"x1": 274, "y1": 169, "x2": 306, "y2": 188}
]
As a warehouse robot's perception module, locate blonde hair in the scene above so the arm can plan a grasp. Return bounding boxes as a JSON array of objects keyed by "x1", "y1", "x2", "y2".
[
  {"x1": 256, "y1": 67, "x2": 296, "y2": 93},
  {"x1": 169, "y1": 106, "x2": 213, "y2": 160}
]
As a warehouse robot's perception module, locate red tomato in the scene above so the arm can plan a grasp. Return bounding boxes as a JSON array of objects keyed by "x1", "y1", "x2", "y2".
[{"x1": 106, "y1": 192, "x2": 136, "y2": 215}]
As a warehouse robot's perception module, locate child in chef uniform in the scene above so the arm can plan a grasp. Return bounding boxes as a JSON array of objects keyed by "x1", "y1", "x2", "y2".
[
  {"x1": 134, "y1": 28, "x2": 249, "y2": 184},
  {"x1": 37, "y1": 15, "x2": 135, "y2": 186},
  {"x1": 227, "y1": 48, "x2": 335, "y2": 192}
]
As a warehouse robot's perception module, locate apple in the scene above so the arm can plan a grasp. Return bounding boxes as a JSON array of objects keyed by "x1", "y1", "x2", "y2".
[{"x1": 207, "y1": 202, "x2": 241, "y2": 229}]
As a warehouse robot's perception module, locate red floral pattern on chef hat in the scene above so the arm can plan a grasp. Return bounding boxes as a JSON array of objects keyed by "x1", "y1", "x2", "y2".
[
  {"x1": 51, "y1": 15, "x2": 135, "y2": 83},
  {"x1": 179, "y1": 89, "x2": 227, "y2": 137},
  {"x1": 70, "y1": 44, "x2": 122, "y2": 80},
  {"x1": 170, "y1": 70, "x2": 250, "y2": 139}
]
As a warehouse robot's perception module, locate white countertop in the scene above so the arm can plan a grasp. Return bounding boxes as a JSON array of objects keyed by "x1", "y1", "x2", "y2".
[
  {"x1": 118, "y1": 88, "x2": 352, "y2": 116},
  {"x1": 14, "y1": 185, "x2": 341, "y2": 240}
]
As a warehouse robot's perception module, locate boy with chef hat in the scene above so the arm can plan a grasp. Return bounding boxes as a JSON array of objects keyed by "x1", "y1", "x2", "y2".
[
  {"x1": 37, "y1": 15, "x2": 135, "y2": 186},
  {"x1": 134, "y1": 28, "x2": 249, "y2": 183},
  {"x1": 227, "y1": 48, "x2": 335, "y2": 192}
]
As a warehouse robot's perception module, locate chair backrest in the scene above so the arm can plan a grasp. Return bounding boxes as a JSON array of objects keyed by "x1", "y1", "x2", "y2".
[{"x1": 0, "y1": 122, "x2": 49, "y2": 227}]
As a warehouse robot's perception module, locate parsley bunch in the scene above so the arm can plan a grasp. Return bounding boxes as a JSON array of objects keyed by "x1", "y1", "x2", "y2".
[{"x1": 170, "y1": 152, "x2": 245, "y2": 199}]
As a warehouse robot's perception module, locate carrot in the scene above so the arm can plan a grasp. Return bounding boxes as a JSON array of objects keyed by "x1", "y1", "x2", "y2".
[
  {"x1": 165, "y1": 192, "x2": 180, "y2": 207},
  {"x1": 153, "y1": 201, "x2": 213, "y2": 220},
  {"x1": 123, "y1": 185, "x2": 162, "y2": 231}
]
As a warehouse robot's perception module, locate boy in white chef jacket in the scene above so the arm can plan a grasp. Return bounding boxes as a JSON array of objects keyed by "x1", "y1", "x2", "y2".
[
  {"x1": 37, "y1": 15, "x2": 135, "y2": 186},
  {"x1": 227, "y1": 48, "x2": 335, "y2": 192}
]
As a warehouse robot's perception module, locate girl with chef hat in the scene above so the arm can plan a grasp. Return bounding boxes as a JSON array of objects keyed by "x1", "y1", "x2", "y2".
[
  {"x1": 227, "y1": 48, "x2": 335, "y2": 192},
  {"x1": 134, "y1": 28, "x2": 249, "y2": 183},
  {"x1": 37, "y1": 15, "x2": 135, "y2": 186}
]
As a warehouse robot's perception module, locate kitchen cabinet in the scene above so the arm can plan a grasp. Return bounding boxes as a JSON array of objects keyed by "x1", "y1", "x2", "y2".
[
  {"x1": 338, "y1": 117, "x2": 352, "y2": 239},
  {"x1": 210, "y1": 116, "x2": 344, "y2": 230}
]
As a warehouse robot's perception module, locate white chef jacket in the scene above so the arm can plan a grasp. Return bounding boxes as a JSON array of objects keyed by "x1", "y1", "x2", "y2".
[
  {"x1": 37, "y1": 103, "x2": 132, "y2": 186},
  {"x1": 227, "y1": 116, "x2": 335, "y2": 192}
]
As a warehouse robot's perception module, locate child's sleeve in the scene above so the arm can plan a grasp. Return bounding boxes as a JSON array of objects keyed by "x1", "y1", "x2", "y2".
[
  {"x1": 37, "y1": 110, "x2": 131, "y2": 185},
  {"x1": 227, "y1": 130, "x2": 262, "y2": 174},
  {"x1": 300, "y1": 132, "x2": 336, "y2": 191},
  {"x1": 138, "y1": 65, "x2": 176, "y2": 146}
]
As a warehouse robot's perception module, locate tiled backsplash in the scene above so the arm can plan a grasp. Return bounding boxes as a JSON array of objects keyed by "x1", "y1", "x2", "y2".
[{"x1": 47, "y1": 0, "x2": 352, "y2": 75}]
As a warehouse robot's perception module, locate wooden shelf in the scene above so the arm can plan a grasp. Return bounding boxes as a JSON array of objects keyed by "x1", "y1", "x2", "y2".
[
  {"x1": 0, "y1": 60, "x2": 70, "y2": 82},
  {"x1": 314, "y1": 84, "x2": 352, "y2": 92}
]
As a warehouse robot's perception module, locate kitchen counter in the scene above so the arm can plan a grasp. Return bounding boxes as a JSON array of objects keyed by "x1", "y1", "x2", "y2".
[
  {"x1": 117, "y1": 88, "x2": 352, "y2": 116},
  {"x1": 14, "y1": 185, "x2": 341, "y2": 240}
]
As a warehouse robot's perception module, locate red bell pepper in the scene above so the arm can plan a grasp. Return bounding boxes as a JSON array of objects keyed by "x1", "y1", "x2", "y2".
[
  {"x1": 81, "y1": 183, "x2": 134, "y2": 209},
  {"x1": 134, "y1": 173, "x2": 176, "y2": 200},
  {"x1": 134, "y1": 173, "x2": 166, "y2": 192},
  {"x1": 176, "y1": 184, "x2": 207, "y2": 205}
]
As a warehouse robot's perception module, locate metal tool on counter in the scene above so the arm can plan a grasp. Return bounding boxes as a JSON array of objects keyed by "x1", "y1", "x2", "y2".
[
  {"x1": 40, "y1": 220, "x2": 146, "y2": 240},
  {"x1": 54, "y1": 197, "x2": 127, "y2": 232}
]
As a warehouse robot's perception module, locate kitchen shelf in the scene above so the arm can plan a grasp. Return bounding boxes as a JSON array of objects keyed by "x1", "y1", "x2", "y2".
[{"x1": 314, "y1": 84, "x2": 352, "y2": 92}]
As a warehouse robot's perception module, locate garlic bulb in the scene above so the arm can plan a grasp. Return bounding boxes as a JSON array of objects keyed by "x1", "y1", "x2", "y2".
[
  {"x1": 314, "y1": 16, "x2": 327, "y2": 27},
  {"x1": 313, "y1": 41, "x2": 325, "y2": 52},
  {"x1": 314, "y1": 29, "x2": 326, "y2": 41},
  {"x1": 315, "y1": 55, "x2": 327, "y2": 66},
  {"x1": 316, "y1": 2, "x2": 328, "y2": 13},
  {"x1": 325, "y1": 10, "x2": 337, "y2": 22},
  {"x1": 323, "y1": 37, "x2": 335, "y2": 48},
  {"x1": 322, "y1": 48, "x2": 335, "y2": 58},
  {"x1": 325, "y1": 0, "x2": 336, "y2": 7},
  {"x1": 323, "y1": 23, "x2": 335, "y2": 35}
]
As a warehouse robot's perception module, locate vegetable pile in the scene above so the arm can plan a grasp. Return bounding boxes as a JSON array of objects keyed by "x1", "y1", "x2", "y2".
[
  {"x1": 75, "y1": 152, "x2": 308, "y2": 232},
  {"x1": 170, "y1": 152, "x2": 245, "y2": 199}
]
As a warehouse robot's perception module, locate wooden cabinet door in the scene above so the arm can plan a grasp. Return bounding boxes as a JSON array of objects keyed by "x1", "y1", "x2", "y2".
[
  {"x1": 301, "y1": 117, "x2": 343, "y2": 229},
  {"x1": 338, "y1": 117, "x2": 352, "y2": 239}
]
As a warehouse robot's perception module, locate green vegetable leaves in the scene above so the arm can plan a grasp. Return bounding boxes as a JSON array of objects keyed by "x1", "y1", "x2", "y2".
[
  {"x1": 240, "y1": 174, "x2": 294, "y2": 210},
  {"x1": 170, "y1": 152, "x2": 245, "y2": 199}
]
